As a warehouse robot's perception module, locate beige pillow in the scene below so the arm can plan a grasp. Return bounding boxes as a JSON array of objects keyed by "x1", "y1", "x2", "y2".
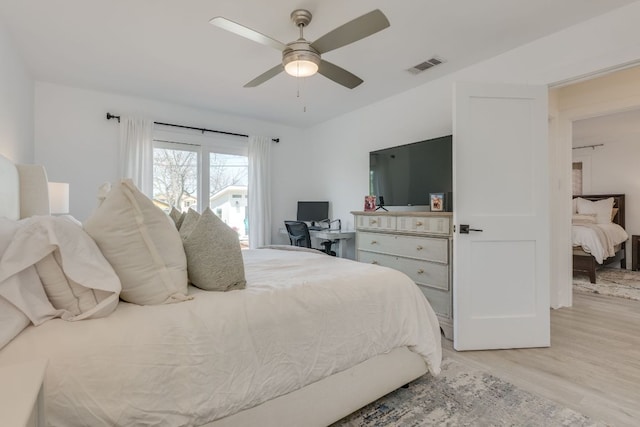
[
  {"x1": 576, "y1": 197, "x2": 614, "y2": 224},
  {"x1": 169, "y1": 207, "x2": 185, "y2": 229},
  {"x1": 183, "y1": 208, "x2": 246, "y2": 291},
  {"x1": 179, "y1": 209, "x2": 200, "y2": 240},
  {"x1": 571, "y1": 213, "x2": 597, "y2": 225},
  {"x1": 84, "y1": 179, "x2": 190, "y2": 305},
  {"x1": 611, "y1": 207, "x2": 619, "y2": 222}
]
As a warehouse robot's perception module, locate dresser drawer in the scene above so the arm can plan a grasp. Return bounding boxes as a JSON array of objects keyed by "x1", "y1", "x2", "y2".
[
  {"x1": 355, "y1": 215, "x2": 397, "y2": 231},
  {"x1": 357, "y1": 231, "x2": 448, "y2": 263},
  {"x1": 397, "y1": 216, "x2": 450, "y2": 235},
  {"x1": 357, "y1": 251, "x2": 449, "y2": 291},
  {"x1": 417, "y1": 285, "x2": 451, "y2": 319}
]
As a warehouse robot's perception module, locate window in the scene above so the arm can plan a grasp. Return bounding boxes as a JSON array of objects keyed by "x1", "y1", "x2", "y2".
[
  {"x1": 572, "y1": 162, "x2": 583, "y2": 195},
  {"x1": 152, "y1": 127, "x2": 249, "y2": 246}
]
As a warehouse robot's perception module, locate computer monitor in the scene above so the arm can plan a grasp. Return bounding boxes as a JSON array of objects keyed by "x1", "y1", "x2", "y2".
[{"x1": 297, "y1": 201, "x2": 329, "y2": 222}]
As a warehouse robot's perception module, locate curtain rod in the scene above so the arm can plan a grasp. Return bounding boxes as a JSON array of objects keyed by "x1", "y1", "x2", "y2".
[
  {"x1": 572, "y1": 143, "x2": 604, "y2": 150},
  {"x1": 106, "y1": 113, "x2": 279, "y2": 143}
]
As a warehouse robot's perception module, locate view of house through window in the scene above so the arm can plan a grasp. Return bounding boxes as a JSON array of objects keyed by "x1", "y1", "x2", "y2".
[
  {"x1": 152, "y1": 141, "x2": 249, "y2": 247},
  {"x1": 209, "y1": 153, "x2": 249, "y2": 245}
]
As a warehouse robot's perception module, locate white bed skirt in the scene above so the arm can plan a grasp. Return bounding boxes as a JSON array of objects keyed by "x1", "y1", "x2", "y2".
[{"x1": 208, "y1": 346, "x2": 427, "y2": 427}]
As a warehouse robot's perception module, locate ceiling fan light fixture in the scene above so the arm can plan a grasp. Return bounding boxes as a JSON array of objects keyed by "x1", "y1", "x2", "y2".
[{"x1": 283, "y1": 49, "x2": 320, "y2": 77}]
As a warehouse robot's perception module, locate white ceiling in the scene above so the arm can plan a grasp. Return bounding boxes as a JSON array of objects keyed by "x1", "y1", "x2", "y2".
[{"x1": 0, "y1": 0, "x2": 637, "y2": 128}]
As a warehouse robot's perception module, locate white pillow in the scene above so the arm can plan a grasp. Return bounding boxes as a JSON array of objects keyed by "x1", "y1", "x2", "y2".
[
  {"x1": 183, "y1": 208, "x2": 246, "y2": 291},
  {"x1": 84, "y1": 179, "x2": 190, "y2": 305},
  {"x1": 1, "y1": 216, "x2": 121, "y2": 321},
  {"x1": 576, "y1": 197, "x2": 614, "y2": 224},
  {"x1": 571, "y1": 213, "x2": 597, "y2": 225}
]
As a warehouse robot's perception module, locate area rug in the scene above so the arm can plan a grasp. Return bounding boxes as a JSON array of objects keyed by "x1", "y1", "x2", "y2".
[
  {"x1": 332, "y1": 357, "x2": 602, "y2": 427},
  {"x1": 573, "y1": 267, "x2": 640, "y2": 301}
]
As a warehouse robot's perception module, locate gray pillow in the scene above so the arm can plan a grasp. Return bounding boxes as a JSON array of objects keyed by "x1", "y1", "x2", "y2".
[
  {"x1": 179, "y1": 209, "x2": 200, "y2": 240},
  {"x1": 183, "y1": 208, "x2": 246, "y2": 291},
  {"x1": 169, "y1": 207, "x2": 184, "y2": 229}
]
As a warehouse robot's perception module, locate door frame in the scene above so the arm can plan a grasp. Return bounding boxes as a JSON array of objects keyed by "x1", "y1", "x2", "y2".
[{"x1": 550, "y1": 75, "x2": 640, "y2": 308}]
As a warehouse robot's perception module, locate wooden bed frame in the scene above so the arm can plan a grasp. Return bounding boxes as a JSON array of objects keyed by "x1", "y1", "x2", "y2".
[{"x1": 572, "y1": 194, "x2": 626, "y2": 283}]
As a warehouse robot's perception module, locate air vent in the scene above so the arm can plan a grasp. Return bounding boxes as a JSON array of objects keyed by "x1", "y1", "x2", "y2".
[{"x1": 407, "y1": 56, "x2": 446, "y2": 74}]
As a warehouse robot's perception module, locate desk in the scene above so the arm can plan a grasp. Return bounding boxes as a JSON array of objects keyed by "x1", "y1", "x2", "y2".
[{"x1": 279, "y1": 228, "x2": 355, "y2": 258}]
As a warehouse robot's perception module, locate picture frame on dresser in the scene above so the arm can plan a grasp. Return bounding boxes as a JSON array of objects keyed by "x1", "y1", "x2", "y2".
[
  {"x1": 364, "y1": 195, "x2": 377, "y2": 212},
  {"x1": 429, "y1": 193, "x2": 444, "y2": 212}
]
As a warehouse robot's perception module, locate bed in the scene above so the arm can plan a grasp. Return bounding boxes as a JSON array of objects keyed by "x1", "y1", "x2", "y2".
[
  {"x1": 572, "y1": 194, "x2": 629, "y2": 283},
  {"x1": 0, "y1": 154, "x2": 442, "y2": 427}
]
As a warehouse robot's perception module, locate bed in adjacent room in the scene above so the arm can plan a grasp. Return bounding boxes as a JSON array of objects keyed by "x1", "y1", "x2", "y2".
[
  {"x1": 0, "y1": 154, "x2": 442, "y2": 427},
  {"x1": 572, "y1": 194, "x2": 629, "y2": 283}
]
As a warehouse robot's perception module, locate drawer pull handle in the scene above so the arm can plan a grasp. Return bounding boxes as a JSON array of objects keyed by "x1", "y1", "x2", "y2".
[
  {"x1": 416, "y1": 245, "x2": 423, "y2": 251},
  {"x1": 416, "y1": 221, "x2": 423, "y2": 226},
  {"x1": 371, "y1": 261, "x2": 379, "y2": 265},
  {"x1": 370, "y1": 219, "x2": 377, "y2": 225},
  {"x1": 370, "y1": 240, "x2": 378, "y2": 245},
  {"x1": 417, "y1": 269, "x2": 425, "y2": 274}
]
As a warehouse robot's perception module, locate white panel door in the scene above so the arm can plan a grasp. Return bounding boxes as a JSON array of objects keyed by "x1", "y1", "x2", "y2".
[{"x1": 453, "y1": 82, "x2": 550, "y2": 351}]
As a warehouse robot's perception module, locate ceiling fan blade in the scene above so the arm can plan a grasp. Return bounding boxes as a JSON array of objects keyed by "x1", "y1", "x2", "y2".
[
  {"x1": 310, "y1": 9, "x2": 390, "y2": 54},
  {"x1": 244, "y1": 64, "x2": 284, "y2": 88},
  {"x1": 210, "y1": 17, "x2": 287, "y2": 51},
  {"x1": 318, "y1": 60, "x2": 363, "y2": 89}
]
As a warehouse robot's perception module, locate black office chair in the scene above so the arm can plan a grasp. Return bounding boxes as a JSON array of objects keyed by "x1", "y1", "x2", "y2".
[{"x1": 284, "y1": 221, "x2": 336, "y2": 256}]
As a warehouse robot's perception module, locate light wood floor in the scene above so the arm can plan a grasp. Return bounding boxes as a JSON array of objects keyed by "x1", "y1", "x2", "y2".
[{"x1": 443, "y1": 291, "x2": 640, "y2": 427}]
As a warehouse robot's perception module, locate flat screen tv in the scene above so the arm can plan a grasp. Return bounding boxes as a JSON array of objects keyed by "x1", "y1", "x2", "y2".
[{"x1": 369, "y1": 135, "x2": 452, "y2": 210}]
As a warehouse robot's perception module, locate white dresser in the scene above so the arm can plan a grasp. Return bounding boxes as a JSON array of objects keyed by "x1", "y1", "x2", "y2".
[{"x1": 352, "y1": 211, "x2": 453, "y2": 339}]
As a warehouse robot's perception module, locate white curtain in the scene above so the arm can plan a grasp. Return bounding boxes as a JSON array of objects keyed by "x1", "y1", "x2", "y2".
[
  {"x1": 248, "y1": 135, "x2": 272, "y2": 249},
  {"x1": 119, "y1": 116, "x2": 154, "y2": 196}
]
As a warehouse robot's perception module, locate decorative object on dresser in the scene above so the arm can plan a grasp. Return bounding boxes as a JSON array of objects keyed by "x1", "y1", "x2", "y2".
[
  {"x1": 352, "y1": 210, "x2": 453, "y2": 339},
  {"x1": 572, "y1": 194, "x2": 628, "y2": 283},
  {"x1": 364, "y1": 195, "x2": 376, "y2": 212}
]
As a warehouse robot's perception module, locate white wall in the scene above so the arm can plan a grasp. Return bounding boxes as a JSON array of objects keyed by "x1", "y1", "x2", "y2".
[
  {"x1": 269, "y1": 2, "x2": 640, "y2": 305},
  {"x1": 0, "y1": 20, "x2": 34, "y2": 163},
  {"x1": 34, "y1": 82, "x2": 302, "y2": 224}
]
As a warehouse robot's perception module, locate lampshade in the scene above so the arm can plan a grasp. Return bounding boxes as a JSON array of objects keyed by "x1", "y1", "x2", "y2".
[
  {"x1": 48, "y1": 182, "x2": 69, "y2": 215},
  {"x1": 283, "y1": 49, "x2": 320, "y2": 77}
]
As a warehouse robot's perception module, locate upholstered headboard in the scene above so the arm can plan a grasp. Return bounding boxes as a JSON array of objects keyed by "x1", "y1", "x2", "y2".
[{"x1": 0, "y1": 155, "x2": 50, "y2": 219}]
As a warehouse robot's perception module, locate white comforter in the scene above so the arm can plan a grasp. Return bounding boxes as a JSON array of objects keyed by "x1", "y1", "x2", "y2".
[
  {"x1": 572, "y1": 222, "x2": 628, "y2": 263},
  {"x1": 0, "y1": 248, "x2": 442, "y2": 427}
]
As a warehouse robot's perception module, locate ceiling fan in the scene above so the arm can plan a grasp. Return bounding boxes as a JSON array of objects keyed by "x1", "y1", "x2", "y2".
[{"x1": 209, "y1": 9, "x2": 390, "y2": 89}]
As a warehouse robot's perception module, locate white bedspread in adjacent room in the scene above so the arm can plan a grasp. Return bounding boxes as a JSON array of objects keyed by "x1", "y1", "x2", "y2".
[
  {"x1": 572, "y1": 222, "x2": 628, "y2": 263},
  {"x1": 0, "y1": 248, "x2": 442, "y2": 427}
]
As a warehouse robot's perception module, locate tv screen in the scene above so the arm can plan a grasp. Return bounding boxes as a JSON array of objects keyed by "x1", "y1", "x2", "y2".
[
  {"x1": 369, "y1": 135, "x2": 452, "y2": 209},
  {"x1": 297, "y1": 201, "x2": 329, "y2": 222}
]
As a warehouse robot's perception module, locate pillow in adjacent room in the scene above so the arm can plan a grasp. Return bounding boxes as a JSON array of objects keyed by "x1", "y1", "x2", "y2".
[
  {"x1": 571, "y1": 213, "x2": 597, "y2": 225},
  {"x1": 572, "y1": 198, "x2": 580, "y2": 214},
  {"x1": 611, "y1": 207, "x2": 619, "y2": 222},
  {"x1": 576, "y1": 197, "x2": 614, "y2": 224},
  {"x1": 183, "y1": 208, "x2": 246, "y2": 291},
  {"x1": 84, "y1": 179, "x2": 190, "y2": 305}
]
